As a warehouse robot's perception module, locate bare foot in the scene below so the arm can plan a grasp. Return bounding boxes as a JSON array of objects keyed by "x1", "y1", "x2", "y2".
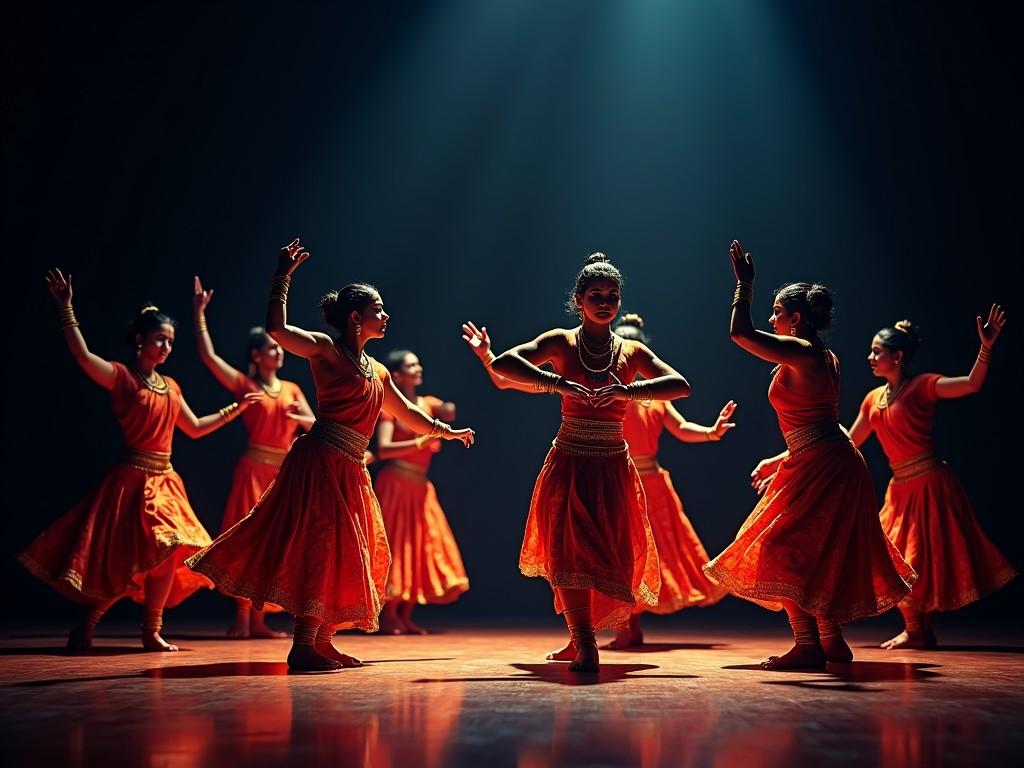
[
  {"x1": 250, "y1": 616, "x2": 288, "y2": 639},
  {"x1": 142, "y1": 630, "x2": 179, "y2": 652},
  {"x1": 316, "y1": 641, "x2": 363, "y2": 668},
  {"x1": 378, "y1": 612, "x2": 405, "y2": 635},
  {"x1": 760, "y1": 643, "x2": 826, "y2": 670},
  {"x1": 821, "y1": 634, "x2": 854, "y2": 663},
  {"x1": 568, "y1": 640, "x2": 600, "y2": 673},
  {"x1": 226, "y1": 611, "x2": 250, "y2": 639},
  {"x1": 66, "y1": 624, "x2": 94, "y2": 652},
  {"x1": 402, "y1": 618, "x2": 428, "y2": 636},
  {"x1": 287, "y1": 644, "x2": 343, "y2": 672},
  {"x1": 546, "y1": 639, "x2": 576, "y2": 661},
  {"x1": 881, "y1": 629, "x2": 937, "y2": 650}
]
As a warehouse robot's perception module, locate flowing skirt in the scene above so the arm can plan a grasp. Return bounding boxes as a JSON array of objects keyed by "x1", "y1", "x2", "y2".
[
  {"x1": 520, "y1": 446, "x2": 660, "y2": 631},
  {"x1": 18, "y1": 463, "x2": 212, "y2": 608},
  {"x1": 704, "y1": 436, "x2": 916, "y2": 623},
  {"x1": 187, "y1": 433, "x2": 391, "y2": 630},
  {"x1": 881, "y1": 463, "x2": 1016, "y2": 612},
  {"x1": 640, "y1": 467, "x2": 727, "y2": 614},
  {"x1": 376, "y1": 465, "x2": 469, "y2": 604}
]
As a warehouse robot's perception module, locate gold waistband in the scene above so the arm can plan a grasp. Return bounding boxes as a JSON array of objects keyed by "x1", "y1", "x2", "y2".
[
  {"x1": 783, "y1": 422, "x2": 846, "y2": 455},
  {"x1": 632, "y1": 455, "x2": 661, "y2": 475},
  {"x1": 553, "y1": 417, "x2": 628, "y2": 458},
  {"x1": 309, "y1": 419, "x2": 370, "y2": 465},
  {"x1": 123, "y1": 448, "x2": 173, "y2": 474},
  {"x1": 891, "y1": 451, "x2": 940, "y2": 482},
  {"x1": 244, "y1": 443, "x2": 289, "y2": 467},
  {"x1": 383, "y1": 459, "x2": 429, "y2": 482}
]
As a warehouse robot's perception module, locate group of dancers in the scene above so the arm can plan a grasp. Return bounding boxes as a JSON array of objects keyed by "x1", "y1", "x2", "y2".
[{"x1": 19, "y1": 238, "x2": 1015, "y2": 673}]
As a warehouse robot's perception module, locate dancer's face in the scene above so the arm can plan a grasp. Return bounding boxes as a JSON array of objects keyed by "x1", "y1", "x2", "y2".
[
  {"x1": 253, "y1": 338, "x2": 285, "y2": 373},
  {"x1": 392, "y1": 353, "x2": 423, "y2": 388},
  {"x1": 138, "y1": 323, "x2": 175, "y2": 366},
  {"x1": 867, "y1": 335, "x2": 901, "y2": 378},
  {"x1": 769, "y1": 296, "x2": 799, "y2": 336},
  {"x1": 356, "y1": 294, "x2": 389, "y2": 340},
  {"x1": 575, "y1": 278, "x2": 621, "y2": 326}
]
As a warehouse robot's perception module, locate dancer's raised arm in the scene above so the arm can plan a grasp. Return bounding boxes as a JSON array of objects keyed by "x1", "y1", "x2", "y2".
[
  {"x1": 266, "y1": 238, "x2": 335, "y2": 359},
  {"x1": 461, "y1": 321, "x2": 535, "y2": 393},
  {"x1": 45, "y1": 268, "x2": 116, "y2": 389},
  {"x1": 934, "y1": 304, "x2": 1007, "y2": 398},
  {"x1": 491, "y1": 330, "x2": 593, "y2": 400},
  {"x1": 193, "y1": 275, "x2": 246, "y2": 391}
]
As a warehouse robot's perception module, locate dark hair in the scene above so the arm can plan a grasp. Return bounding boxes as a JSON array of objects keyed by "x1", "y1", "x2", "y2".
[
  {"x1": 614, "y1": 313, "x2": 648, "y2": 344},
  {"x1": 320, "y1": 283, "x2": 380, "y2": 333},
  {"x1": 246, "y1": 326, "x2": 272, "y2": 379},
  {"x1": 565, "y1": 252, "x2": 623, "y2": 315},
  {"x1": 386, "y1": 349, "x2": 415, "y2": 372},
  {"x1": 775, "y1": 282, "x2": 834, "y2": 332},
  {"x1": 126, "y1": 304, "x2": 176, "y2": 346},
  {"x1": 876, "y1": 320, "x2": 921, "y2": 364}
]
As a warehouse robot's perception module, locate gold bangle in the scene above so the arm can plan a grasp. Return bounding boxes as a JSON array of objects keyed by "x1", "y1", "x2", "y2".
[
  {"x1": 197, "y1": 317, "x2": 208, "y2": 333},
  {"x1": 58, "y1": 306, "x2": 79, "y2": 329},
  {"x1": 218, "y1": 402, "x2": 240, "y2": 422},
  {"x1": 627, "y1": 381, "x2": 653, "y2": 401},
  {"x1": 732, "y1": 281, "x2": 753, "y2": 307},
  {"x1": 977, "y1": 346, "x2": 992, "y2": 364},
  {"x1": 270, "y1": 274, "x2": 292, "y2": 303},
  {"x1": 483, "y1": 352, "x2": 496, "y2": 368}
]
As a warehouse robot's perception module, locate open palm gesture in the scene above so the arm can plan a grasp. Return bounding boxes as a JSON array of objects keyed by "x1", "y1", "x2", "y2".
[
  {"x1": 977, "y1": 304, "x2": 1007, "y2": 348},
  {"x1": 45, "y1": 268, "x2": 73, "y2": 307},
  {"x1": 711, "y1": 400, "x2": 738, "y2": 439},
  {"x1": 729, "y1": 240, "x2": 755, "y2": 283},
  {"x1": 461, "y1": 321, "x2": 492, "y2": 362}
]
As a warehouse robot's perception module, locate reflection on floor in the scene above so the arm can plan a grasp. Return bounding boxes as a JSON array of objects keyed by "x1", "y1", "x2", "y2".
[{"x1": 2, "y1": 625, "x2": 1022, "y2": 767}]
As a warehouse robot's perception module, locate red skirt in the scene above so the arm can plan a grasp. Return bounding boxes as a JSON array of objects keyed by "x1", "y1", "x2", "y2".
[
  {"x1": 704, "y1": 434, "x2": 916, "y2": 623},
  {"x1": 18, "y1": 463, "x2": 212, "y2": 608},
  {"x1": 376, "y1": 463, "x2": 469, "y2": 604},
  {"x1": 880, "y1": 462, "x2": 1016, "y2": 612},
  {"x1": 220, "y1": 448, "x2": 286, "y2": 532},
  {"x1": 187, "y1": 433, "x2": 390, "y2": 630},
  {"x1": 637, "y1": 464, "x2": 727, "y2": 614},
  {"x1": 520, "y1": 445, "x2": 660, "y2": 631}
]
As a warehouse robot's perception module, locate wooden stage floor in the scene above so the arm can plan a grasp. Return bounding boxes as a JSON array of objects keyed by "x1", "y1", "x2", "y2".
[{"x1": 2, "y1": 624, "x2": 1022, "y2": 767}]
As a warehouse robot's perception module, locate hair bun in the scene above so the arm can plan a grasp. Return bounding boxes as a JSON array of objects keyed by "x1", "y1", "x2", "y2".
[
  {"x1": 140, "y1": 304, "x2": 160, "y2": 315},
  {"x1": 894, "y1": 319, "x2": 917, "y2": 334},
  {"x1": 620, "y1": 313, "x2": 644, "y2": 329},
  {"x1": 585, "y1": 252, "x2": 610, "y2": 265},
  {"x1": 319, "y1": 290, "x2": 339, "y2": 321}
]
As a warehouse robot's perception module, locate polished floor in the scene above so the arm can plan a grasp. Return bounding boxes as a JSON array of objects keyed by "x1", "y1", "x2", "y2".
[{"x1": 2, "y1": 622, "x2": 1022, "y2": 767}]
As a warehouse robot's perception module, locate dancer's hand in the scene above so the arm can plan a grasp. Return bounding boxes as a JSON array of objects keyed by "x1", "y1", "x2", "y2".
[
  {"x1": 445, "y1": 427, "x2": 475, "y2": 448},
  {"x1": 45, "y1": 268, "x2": 73, "y2": 307},
  {"x1": 590, "y1": 383, "x2": 629, "y2": 408},
  {"x1": 193, "y1": 275, "x2": 214, "y2": 314},
  {"x1": 754, "y1": 472, "x2": 775, "y2": 496},
  {"x1": 239, "y1": 391, "x2": 265, "y2": 410},
  {"x1": 977, "y1": 303, "x2": 1007, "y2": 348},
  {"x1": 363, "y1": 450, "x2": 376, "y2": 466},
  {"x1": 277, "y1": 237, "x2": 311, "y2": 276},
  {"x1": 751, "y1": 454, "x2": 783, "y2": 489},
  {"x1": 557, "y1": 379, "x2": 594, "y2": 402},
  {"x1": 729, "y1": 240, "x2": 755, "y2": 283},
  {"x1": 711, "y1": 400, "x2": 738, "y2": 439},
  {"x1": 461, "y1": 321, "x2": 493, "y2": 362}
]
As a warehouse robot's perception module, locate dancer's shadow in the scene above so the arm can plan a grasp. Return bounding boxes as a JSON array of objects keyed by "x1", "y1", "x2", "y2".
[
  {"x1": 723, "y1": 660, "x2": 941, "y2": 692},
  {"x1": 0, "y1": 646, "x2": 148, "y2": 657},
  {"x1": 414, "y1": 662, "x2": 697, "y2": 687},
  {"x1": 603, "y1": 642, "x2": 726, "y2": 654}
]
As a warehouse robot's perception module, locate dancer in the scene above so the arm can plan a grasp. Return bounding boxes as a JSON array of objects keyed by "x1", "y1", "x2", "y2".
[
  {"x1": 192, "y1": 275, "x2": 315, "y2": 639},
  {"x1": 845, "y1": 311, "x2": 1015, "y2": 649},
  {"x1": 705, "y1": 240, "x2": 915, "y2": 669},
  {"x1": 488, "y1": 252, "x2": 691, "y2": 672},
  {"x1": 187, "y1": 238, "x2": 475, "y2": 672},
  {"x1": 603, "y1": 313, "x2": 734, "y2": 649},
  {"x1": 20, "y1": 269, "x2": 261, "y2": 651},
  {"x1": 374, "y1": 350, "x2": 469, "y2": 635}
]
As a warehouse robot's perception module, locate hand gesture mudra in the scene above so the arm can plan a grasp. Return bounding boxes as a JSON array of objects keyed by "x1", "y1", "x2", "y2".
[
  {"x1": 45, "y1": 268, "x2": 73, "y2": 307},
  {"x1": 729, "y1": 239, "x2": 755, "y2": 284},
  {"x1": 711, "y1": 400, "x2": 738, "y2": 439},
  {"x1": 278, "y1": 237, "x2": 311, "y2": 275},
  {"x1": 446, "y1": 428, "x2": 476, "y2": 448},
  {"x1": 193, "y1": 275, "x2": 213, "y2": 314},
  {"x1": 461, "y1": 321, "x2": 492, "y2": 362},
  {"x1": 977, "y1": 303, "x2": 1007, "y2": 348},
  {"x1": 239, "y1": 391, "x2": 265, "y2": 409}
]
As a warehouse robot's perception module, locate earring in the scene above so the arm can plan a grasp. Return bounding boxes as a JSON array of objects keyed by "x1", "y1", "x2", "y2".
[
  {"x1": 136, "y1": 344, "x2": 142, "y2": 359},
  {"x1": 355, "y1": 322, "x2": 362, "y2": 338},
  {"x1": 789, "y1": 322, "x2": 796, "y2": 336},
  {"x1": 895, "y1": 359, "x2": 901, "y2": 366}
]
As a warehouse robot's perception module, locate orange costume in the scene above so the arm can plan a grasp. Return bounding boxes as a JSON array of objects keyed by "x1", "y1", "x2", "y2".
[
  {"x1": 704, "y1": 350, "x2": 916, "y2": 622},
  {"x1": 187, "y1": 357, "x2": 392, "y2": 630},
  {"x1": 19, "y1": 362, "x2": 212, "y2": 607},
  {"x1": 220, "y1": 373, "x2": 305, "y2": 533},
  {"x1": 623, "y1": 400, "x2": 727, "y2": 613},
  {"x1": 520, "y1": 335, "x2": 660, "y2": 631},
  {"x1": 860, "y1": 374, "x2": 1016, "y2": 611},
  {"x1": 375, "y1": 396, "x2": 469, "y2": 604}
]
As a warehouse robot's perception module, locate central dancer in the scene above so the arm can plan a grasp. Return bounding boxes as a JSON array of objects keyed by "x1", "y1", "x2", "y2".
[
  {"x1": 489, "y1": 252, "x2": 691, "y2": 672},
  {"x1": 188, "y1": 239, "x2": 475, "y2": 672}
]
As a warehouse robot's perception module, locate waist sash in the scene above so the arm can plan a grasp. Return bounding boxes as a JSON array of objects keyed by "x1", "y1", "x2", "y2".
[
  {"x1": 244, "y1": 443, "x2": 289, "y2": 467},
  {"x1": 631, "y1": 454, "x2": 661, "y2": 476},
  {"x1": 309, "y1": 419, "x2": 370, "y2": 465},
  {"x1": 553, "y1": 417, "x2": 628, "y2": 458},
  {"x1": 123, "y1": 448, "x2": 173, "y2": 474},
  {"x1": 782, "y1": 422, "x2": 846, "y2": 456},
  {"x1": 891, "y1": 451, "x2": 940, "y2": 482}
]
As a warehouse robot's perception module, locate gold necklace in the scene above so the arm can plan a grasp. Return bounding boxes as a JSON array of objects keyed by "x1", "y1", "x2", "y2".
[
  {"x1": 133, "y1": 366, "x2": 169, "y2": 394},
  {"x1": 878, "y1": 379, "x2": 906, "y2": 409},
  {"x1": 259, "y1": 379, "x2": 283, "y2": 398},
  {"x1": 342, "y1": 344, "x2": 374, "y2": 379},
  {"x1": 575, "y1": 327, "x2": 619, "y2": 375}
]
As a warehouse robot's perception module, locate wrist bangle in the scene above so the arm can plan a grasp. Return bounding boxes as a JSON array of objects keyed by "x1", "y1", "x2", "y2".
[
  {"x1": 483, "y1": 352, "x2": 496, "y2": 368},
  {"x1": 626, "y1": 381, "x2": 654, "y2": 402},
  {"x1": 270, "y1": 274, "x2": 292, "y2": 304},
  {"x1": 197, "y1": 316, "x2": 208, "y2": 333},
  {"x1": 732, "y1": 281, "x2": 753, "y2": 307},
  {"x1": 977, "y1": 346, "x2": 993, "y2": 364},
  {"x1": 533, "y1": 371, "x2": 561, "y2": 394},
  {"x1": 218, "y1": 402, "x2": 240, "y2": 422},
  {"x1": 58, "y1": 305, "x2": 79, "y2": 329}
]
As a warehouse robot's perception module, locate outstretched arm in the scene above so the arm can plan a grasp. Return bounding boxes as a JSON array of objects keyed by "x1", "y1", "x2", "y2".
[
  {"x1": 375, "y1": 417, "x2": 442, "y2": 460},
  {"x1": 176, "y1": 391, "x2": 264, "y2": 439},
  {"x1": 381, "y1": 375, "x2": 475, "y2": 447},
  {"x1": 491, "y1": 330, "x2": 594, "y2": 400},
  {"x1": 461, "y1": 321, "x2": 536, "y2": 393},
  {"x1": 846, "y1": 395, "x2": 874, "y2": 449},
  {"x1": 934, "y1": 304, "x2": 1007, "y2": 399},
  {"x1": 663, "y1": 400, "x2": 737, "y2": 443},
  {"x1": 266, "y1": 238, "x2": 337, "y2": 359},
  {"x1": 45, "y1": 268, "x2": 116, "y2": 390},
  {"x1": 727, "y1": 240, "x2": 821, "y2": 367},
  {"x1": 193, "y1": 275, "x2": 245, "y2": 392}
]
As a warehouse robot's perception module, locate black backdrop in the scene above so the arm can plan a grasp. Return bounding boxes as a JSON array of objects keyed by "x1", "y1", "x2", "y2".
[{"x1": 5, "y1": 2, "x2": 1021, "y2": 630}]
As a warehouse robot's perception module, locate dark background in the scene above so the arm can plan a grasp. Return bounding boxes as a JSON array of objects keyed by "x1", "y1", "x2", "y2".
[{"x1": 5, "y1": 2, "x2": 1021, "y2": 632}]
